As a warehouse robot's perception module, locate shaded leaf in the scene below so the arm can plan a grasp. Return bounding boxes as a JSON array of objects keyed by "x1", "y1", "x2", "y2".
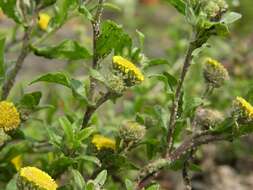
[
  {"x1": 165, "y1": 0, "x2": 186, "y2": 15},
  {"x1": 0, "y1": 0, "x2": 21, "y2": 23},
  {"x1": 94, "y1": 170, "x2": 107, "y2": 186},
  {"x1": 20, "y1": 91, "x2": 42, "y2": 109}
]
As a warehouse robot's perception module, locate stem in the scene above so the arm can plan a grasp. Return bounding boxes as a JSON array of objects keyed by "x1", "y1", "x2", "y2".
[
  {"x1": 82, "y1": 92, "x2": 112, "y2": 128},
  {"x1": 1, "y1": 28, "x2": 32, "y2": 100},
  {"x1": 166, "y1": 42, "x2": 197, "y2": 155},
  {"x1": 182, "y1": 149, "x2": 194, "y2": 190},
  {"x1": 82, "y1": 0, "x2": 105, "y2": 128},
  {"x1": 136, "y1": 132, "x2": 230, "y2": 189}
]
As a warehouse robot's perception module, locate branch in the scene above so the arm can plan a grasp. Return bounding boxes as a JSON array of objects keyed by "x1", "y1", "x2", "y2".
[
  {"x1": 166, "y1": 42, "x2": 197, "y2": 155},
  {"x1": 136, "y1": 132, "x2": 230, "y2": 189},
  {"x1": 82, "y1": 91, "x2": 112, "y2": 128}
]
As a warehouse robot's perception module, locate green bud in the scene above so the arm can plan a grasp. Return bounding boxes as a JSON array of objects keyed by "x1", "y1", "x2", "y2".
[
  {"x1": 119, "y1": 121, "x2": 146, "y2": 143},
  {"x1": 107, "y1": 74, "x2": 127, "y2": 95},
  {"x1": 0, "y1": 128, "x2": 10, "y2": 147}
]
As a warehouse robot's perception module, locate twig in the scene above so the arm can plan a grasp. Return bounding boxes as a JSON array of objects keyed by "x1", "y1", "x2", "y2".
[
  {"x1": 82, "y1": 0, "x2": 106, "y2": 128},
  {"x1": 82, "y1": 91, "x2": 112, "y2": 128},
  {"x1": 166, "y1": 42, "x2": 197, "y2": 155},
  {"x1": 182, "y1": 149, "x2": 195, "y2": 190}
]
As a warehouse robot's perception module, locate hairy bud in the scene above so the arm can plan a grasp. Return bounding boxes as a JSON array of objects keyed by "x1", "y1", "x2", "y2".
[{"x1": 195, "y1": 108, "x2": 223, "y2": 129}]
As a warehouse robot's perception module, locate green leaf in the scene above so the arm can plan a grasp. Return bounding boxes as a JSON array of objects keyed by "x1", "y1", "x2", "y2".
[
  {"x1": 165, "y1": 0, "x2": 186, "y2": 15},
  {"x1": 48, "y1": 156, "x2": 76, "y2": 177},
  {"x1": 59, "y1": 117, "x2": 74, "y2": 148},
  {"x1": 89, "y1": 69, "x2": 106, "y2": 85},
  {"x1": 70, "y1": 169, "x2": 86, "y2": 190},
  {"x1": 77, "y1": 127, "x2": 96, "y2": 141},
  {"x1": 0, "y1": 0, "x2": 21, "y2": 23},
  {"x1": 96, "y1": 20, "x2": 132, "y2": 58},
  {"x1": 136, "y1": 29, "x2": 145, "y2": 49},
  {"x1": 76, "y1": 155, "x2": 101, "y2": 167},
  {"x1": 103, "y1": 3, "x2": 121, "y2": 12},
  {"x1": 163, "y1": 72, "x2": 177, "y2": 91},
  {"x1": 20, "y1": 91, "x2": 42, "y2": 109},
  {"x1": 86, "y1": 182, "x2": 95, "y2": 190},
  {"x1": 125, "y1": 179, "x2": 135, "y2": 190},
  {"x1": 0, "y1": 37, "x2": 5, "y2": 84},
  {"x1": 79, "y1": 4, "x2": 93, "y2": 21},
  {"x1": 32, "y1": 40, "x2": 91, "y2": 61},
  {"x1": 94, "y1": 170, "x2": 107, "y2": 186},
  {"x1": 221, "y1": 12, "x2": 242, "y2": 24},
  {"x1": 146, "y1": 184, "x2": 160, "y2": 190},
  {"x1": 144, "y1": 59, "x2": 169, "y2": 70},
  {"x1": 30, "y1": 72, "x2": 71, "y2": 87},
  {"x1": 6, "y1": 175, "x2": 17, "y2": 190}
]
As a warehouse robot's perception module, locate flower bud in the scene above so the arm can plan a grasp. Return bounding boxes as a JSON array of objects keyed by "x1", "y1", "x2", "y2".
[
  {"x1": 195, "y1": 108, "x2": 223, "y2": 129},
  {"x1": 203, "y1": 58, "x2": 229, "y2": 88},
  {"x1": 119, "y1": 121, "x2": 146, "y2": 143},
  {"x1": 112, "y1": 56, "x2": 144, "y2": 87},
  {"x1": 38, "y1": 13, "x2": 51, "y2": 31},
  {"x1": 17, "y1": 167, "x2": 58, "y2": 190},
  {"x1": 0, "y1": 101, "x2": 21, "y2": 132},
  {"x1": 0, "y1": 128, "x2": 10, "y2": 146},
  {"x1": 233, "y1": 97, "x2": 253, "y2": 123},
  {"x1": 107, "y1": 74, "x2": 127, "y2": 94},
  {"x1": 204, "y1": 0, "x2": 228, "y2": 20}
]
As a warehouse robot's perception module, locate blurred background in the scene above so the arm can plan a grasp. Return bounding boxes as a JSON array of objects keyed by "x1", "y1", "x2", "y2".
[{"x1": 1, "y1": 0, "x2": 253, "y2": 189}]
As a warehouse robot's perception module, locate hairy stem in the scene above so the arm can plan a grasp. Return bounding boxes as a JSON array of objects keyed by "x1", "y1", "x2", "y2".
[
  {"x1": 166, "y1": 42, "x2": 197, "y2": 155},
  {"x1": 82, "y1": 0, "x2": 106, "y2": 128}
]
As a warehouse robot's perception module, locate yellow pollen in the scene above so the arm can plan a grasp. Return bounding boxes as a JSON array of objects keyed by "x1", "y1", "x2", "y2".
[
  {"x1": 92, "y1": 134, "x2": 116, "y2": 151},
  {"x1": 20, "y1": 167, "x2": 58, "y2": 190},
  {"x1": 112, "y1": 56, "x2": 144, "y2": 82},
  {"x1": 0, "y1": 101, "x2": 20, "y2": 131}
]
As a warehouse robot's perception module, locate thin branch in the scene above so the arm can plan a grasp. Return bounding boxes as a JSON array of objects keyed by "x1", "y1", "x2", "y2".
[{"x1": 166, "y1": 42, "x2": 197, "y2": 155}]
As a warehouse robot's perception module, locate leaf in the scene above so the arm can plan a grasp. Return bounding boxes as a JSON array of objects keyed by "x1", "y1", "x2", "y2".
[
  {"x1": 70, "y1": 169, "x2": 86, "y2": 190},
  {"x1": 136, "y1": 29, "x2": 145, "y2": 49},
  {"x1": 165, "y1": 0, "x2": 186, "y2": 15},
  {"x1": 20, "y1": 91, "x2": 42, "y2": 109},
  {"x1": 103, "y1": 3, "x2": 121, "y2": 12},
  {"x1": 163, "y1": 72, "x2": 177, "y2": 91},
  {"x1": 89, "y1": 69, "x2": 106, "y2": 85},
  {"x1": 70, "y1": 79, "x2": 88, "y2": 102},
  {"x1": 94, "y1": 170, "x2": 107, "y2": 186},
  {"x1": 146, "y1": 184, "x2": 160, "y2": 190},
  {"x1": 77, "y1": 127, "x2": 96, "y2": 141},
  {"x1": 96, "y1": 20, "x2": 132, "y2": 58},
  {"x1": 31, "y1": 72, "x2": 70, "y2": 87},
  {"x1": 59, "y1": 117, "x2": 74, "y2": 148},
  {"x1": 0, "y1": 0, "x2": 21, "y2": 23},
  {"x1": 125, "y1": 179, "x2": 135, "y2": 190},
  {"x1": 48, "y1": 156, "x2": 76, "y2": 177},
  {"x1": 5, "y1": 175, "x2": 17, "y2": 190},
  {"x1": 79, "y1": 4, "x2": 93, "y2": 21},
  {"x1": 221, "y1": 12, "x2": 242, "y2": 24},
  {"x1": 0, "y1": 37, "x2": 5, "y2": 84},
  {"x1": 144, "y1": 59, "x2": 169, "y2": 70},
  {"x1": 75, "y1": 155, "x2": 101, "y2": 167},
  {"x1": 32, "y1": 40, "x2": 91, "y2": 60}
]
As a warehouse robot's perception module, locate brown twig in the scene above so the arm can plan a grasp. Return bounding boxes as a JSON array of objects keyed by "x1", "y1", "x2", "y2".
[{"x1": 166, "y1": 42, "x2": 197, "y2": 155}]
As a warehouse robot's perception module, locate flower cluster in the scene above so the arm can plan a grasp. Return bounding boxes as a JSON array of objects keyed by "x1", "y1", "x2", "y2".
[
  {"x1": 112, "y1": 56, "x2": 144, "y2": 86},
  {"x1": 119, "y1": 121, "x2": 146, "y2": 143},
  {"x1": 92, "y1": 134, "x2": 116, "y2": 151},
  {"x1": 203, "y1": 58, "x2": 229, "y2": 88},
  {"x1": 38, "y1": 13, "x2": 51, "y2": 31},
  {"x1": 17, "y1": 167, "x2": 58, "y2": 190},
  {"x1": 0, "y1": 101, "x2": 20, "y2": 131},
  {"x1": 203, "y1": 0, "x2": 228, "y2": 20},
  {"x1": 234, "y1": 97, "x2": 253, "y2": 122}
]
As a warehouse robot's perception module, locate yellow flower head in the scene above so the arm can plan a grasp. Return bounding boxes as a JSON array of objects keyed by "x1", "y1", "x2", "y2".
[
  {"x1": 18, "y1": 167, "x2": 58, "y2": 190},
  {"x1": 203, "y1": 57, "x2": 229, "y2": 88},
  {"x1": 112, "y1": 56, "x2": 144, "y2": 86},
  {"x1": 11, "y1": 155, "x2": 23, "y2": 171},
  {"x1": 234, "y1": 97, "x2": 253, "y2": 121},
  {"x1": 92, "y1": 134, "x2": 116, "y2": 151},
  {"x1": 38, "y1": 13, "x2": 51, "y2": 31},
  {"x1": 0, "y1": 101, "x2": 20, "y2": 131}
]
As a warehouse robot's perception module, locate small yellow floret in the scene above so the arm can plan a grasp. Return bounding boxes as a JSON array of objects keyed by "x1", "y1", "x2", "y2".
[
  {"x1": 235, "y1": 97, "x2": 253, "y2": 120},
  {"x1": 38, "y1": 13, "x2": 51, "y2": 31},
  {"x1": 206, "y1": 58, "x2": 220, "y2": 67},
  {"x1": 92, "y1": 134, "x2": 116, "y2": 151},
  {"x1": 0, "y1": 101, "x2": 20, "y2": 131},
  {"x1": 113, "y1": 56, "x2": 144, "y2": 82},
  {"x1": 11, "y1": 155, "x2": 22, "y2": 171},
  {"x1": 20, "y1": 167, "x2": 58, "y2": 190}
]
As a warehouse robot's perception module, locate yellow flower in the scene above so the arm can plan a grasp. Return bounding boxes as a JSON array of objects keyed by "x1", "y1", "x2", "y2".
[
  {"x1": 203, "y1": 57, "x2": 229, "y2": 88},
  {"x1": 92, "y1": 134, "x2": 116, "y2": 151},
  {"x1": 234, "y1": 97, "x2": 253, "y2": 120},
  {"x1": 0, "y1": 101, "x2": 21, "y2": 131},
  {"x1": 11, "y1": 155, "x2": 22, "y2": 171},
  {"x1": 38, "y1": 13, "x2": 51, "y2": 31},
  {"x1": 112, "y1": 56, "x2": 144, "y2": 85},
  {"x1": 18, "y1": 167, "x2": 58, "y2": 190}
]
